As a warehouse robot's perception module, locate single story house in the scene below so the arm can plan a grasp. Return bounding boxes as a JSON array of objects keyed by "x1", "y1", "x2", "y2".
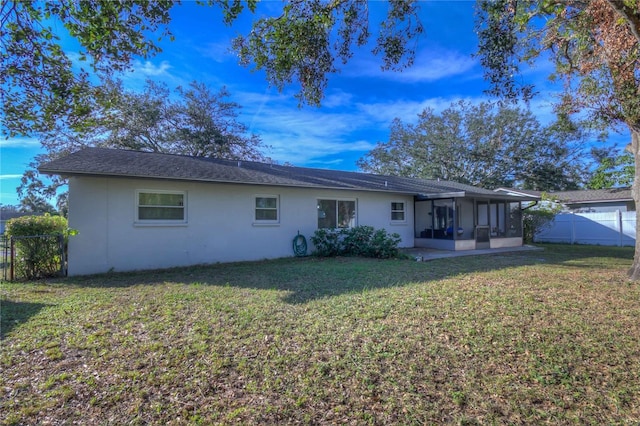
[
  {"x1": 40, "y1": 148, "x2": 533, "y2": 275},
  {"x1": 494, "y1": 187, "x2": 635, "y2": 213},
  {"x1": 551, "y1": 188, "x2": 634, "y2": 213}
]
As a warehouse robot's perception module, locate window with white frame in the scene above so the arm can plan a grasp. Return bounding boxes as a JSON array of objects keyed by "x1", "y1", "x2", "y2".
[
  {"x1": 254, "y1": 195, "x2": 279, "y2": 223},
  {"x1": 136, "y1": 190, "x2": 186, "y2": 223},
  {"x1": 391, "y1": 201, "x2": 406, "y2": 222},
  {"x1": 317, "y1": 199, "x2": 356, "y2": 229}
]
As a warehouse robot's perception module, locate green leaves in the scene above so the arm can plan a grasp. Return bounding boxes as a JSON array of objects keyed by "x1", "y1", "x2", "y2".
[
  {"x1": 1, "y1": 0, "x2": 177, "y2": 137},
  {"x1": 3, "y1": 0, "x2": 425, "y2": 132},
  {"x1": 587, "y1": 147, "x2": 635, "y2": 189},
  {"x1": 5, "y1": 214, "x2": 74, "y2": 280},
  {"x1": 357, "y1": 101, "x2": 585, "y2": 190},
  {"x1": 18, "y1": 79, "x2": 266, "y2": 209},
  {"x1": 476, "y1": 0, "x2": 640, "y2": 131},
  {"x1": 310, "y1": 226, "x2": 402, "y2": 259},
  {"x1": 233, "y1": 0, "x2": 423, "y2": 107},
  {"x1": 475, "y1": 0, "x2": 535, "y2": 102},
  {"x1": 5, "y1": 213, "x2": 69, "y2": 238},
  {"x1": 99, "y1": 79, "x2": 266, "y2": 159}
]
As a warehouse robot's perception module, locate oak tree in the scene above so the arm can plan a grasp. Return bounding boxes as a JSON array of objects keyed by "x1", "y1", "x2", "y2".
[
  {"x1": 357, "y1": 101, "x2": 584, "y2": 191},
  {"x1": 476, "y1": 0, "x2": 640, "y2": 279},
  {"x1": 19, "y1": 80, "x2": 266, "y2": 205}
]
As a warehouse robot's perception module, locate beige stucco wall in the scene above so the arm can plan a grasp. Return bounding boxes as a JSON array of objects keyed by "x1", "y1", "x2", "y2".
[
  {"x1": 67, "y1": 177, "x2": 415, "y2": 275},
  {"x1": 489, "y1": 237, "x2": 523, "y2": 249},
  {"x1": 414, "y1": 237, "x2": 522, "y2": 251}
]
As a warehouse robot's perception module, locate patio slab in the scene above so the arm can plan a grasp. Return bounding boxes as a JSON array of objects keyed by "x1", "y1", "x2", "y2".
[{"x1": 402, "y1": 245, "x2": 543, "y2": 261}]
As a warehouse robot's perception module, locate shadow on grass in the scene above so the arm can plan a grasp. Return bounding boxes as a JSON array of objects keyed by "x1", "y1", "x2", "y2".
[
  {"x1": 1, "y1": 300, "x2": 50, "y2": 340},
  {"x1": 59, "y1": 244, "x2": 635, "y2": 304}
]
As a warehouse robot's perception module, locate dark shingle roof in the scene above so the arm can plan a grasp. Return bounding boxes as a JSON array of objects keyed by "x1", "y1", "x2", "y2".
[
  {"x1": 39, "y1": 148, "x2": 525, "y2": 200},
  {"x1": 552, "y1": 188, "x2": 632, "y2": 204},
  {"x1": 0, "y1": 210, "x2": 34, "y2": 221},
  {"x1": 495, "y1": 187, "x2": 632, "y2": 204}
]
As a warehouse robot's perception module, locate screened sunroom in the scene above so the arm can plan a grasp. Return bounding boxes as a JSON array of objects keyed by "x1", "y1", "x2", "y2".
[{"x1": 413, "y1": 195, "x2": 525, "y2": 251}]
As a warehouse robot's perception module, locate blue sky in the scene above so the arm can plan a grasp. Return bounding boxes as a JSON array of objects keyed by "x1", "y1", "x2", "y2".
[{"x1": 0, "y1": 1, "x2": 630, "y2": 207}]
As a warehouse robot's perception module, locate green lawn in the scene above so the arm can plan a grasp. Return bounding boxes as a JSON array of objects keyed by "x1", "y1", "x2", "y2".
[{"x1": 1, "y1": 244, "x2": 639, "y2": 425}]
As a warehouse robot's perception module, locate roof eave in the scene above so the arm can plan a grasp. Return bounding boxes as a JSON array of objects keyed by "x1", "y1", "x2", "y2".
[
  {"x1": 38, "y1": 169, "x2": 424, "y2": 195},
  {"x1": 564, "y1": 199, "x2": 634, "y2": 204},
  {"x1": 416, "y1": 192, "x2": 466, "y2": 200}
]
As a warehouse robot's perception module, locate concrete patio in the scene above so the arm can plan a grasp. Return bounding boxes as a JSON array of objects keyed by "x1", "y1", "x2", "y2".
[{"x1": 402, "y1": 245, "x2": 543, "y2": 261}]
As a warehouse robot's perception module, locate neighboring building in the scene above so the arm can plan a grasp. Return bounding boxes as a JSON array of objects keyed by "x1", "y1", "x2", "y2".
[
  {"x1": 494, "y1": 187, "x2": 634, "y2": 213},
  {"x1": 0, "y1": 210, "x2": 34, "y2": 235},
  {"x1": 551, "y1": 188, "x2": 634, "y2": 213},
  {"x1": 40, "y1": 148, "x2": 533, "y2": 276},
  {"x1": 492, "y1": 188, "x2": 542, "y2": 200},
  {"x1": 494, "y1": 187, "x2": 636, "y2": 247}
]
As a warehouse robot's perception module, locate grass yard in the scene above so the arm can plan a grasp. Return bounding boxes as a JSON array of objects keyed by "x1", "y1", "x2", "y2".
[{"x1": 1, "y1": 244, "x2": 640, "y2": 425}]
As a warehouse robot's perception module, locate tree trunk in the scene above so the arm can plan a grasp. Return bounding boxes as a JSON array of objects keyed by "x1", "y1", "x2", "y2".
[{"x1": 628, "y1": 129, "x2": 640, "y2": 280}]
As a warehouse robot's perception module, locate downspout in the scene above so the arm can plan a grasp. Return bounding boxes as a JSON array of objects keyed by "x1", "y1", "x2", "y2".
[
  {"x1": 452, "y1": 198, "x2": 457, "y2": 243},
  {"x1": 520, "y1": 200, "x2": 535, "y2": 243}
]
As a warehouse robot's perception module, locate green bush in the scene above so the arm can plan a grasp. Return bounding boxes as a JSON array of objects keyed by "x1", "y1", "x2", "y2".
[
  {"x1": 311, "y1": 226, "x2": 402, "y2": 259},
  {"x1": 366, "y1": 228, "x2": 402, "y2": 259},
  {"x1": 4, "y1": 214, "x2": 76, "y2": 280},
  {"x1": 341, "y1": 225, "x2": 375, "y2": 256},
  {"x1": 524, "y1": 209, "x2": 560, "y2": 244},
  {"x1": 522, "y1": 194, "x2": 562, "y2": 244},
  {"x1": 310, "y1": 228, "x2": 342, "y2": 257}
]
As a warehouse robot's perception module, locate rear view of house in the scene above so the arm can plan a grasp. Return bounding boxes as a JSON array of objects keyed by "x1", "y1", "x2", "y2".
[{"x1": 40, "y1": 148, "x2": 532, "y2": 275}]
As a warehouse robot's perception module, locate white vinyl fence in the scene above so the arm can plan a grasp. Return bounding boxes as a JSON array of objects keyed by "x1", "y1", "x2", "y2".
[{"x1": 535, "y1": 210, "x2": 636, "y2": 247}]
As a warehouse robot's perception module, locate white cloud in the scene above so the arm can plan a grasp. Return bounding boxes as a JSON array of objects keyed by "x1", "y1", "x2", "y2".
[
  {"x1": 0, "y1": 137, "x2": 40, "y2": 148},
  {"x1": 346, "y1": 48, "x2": 478, "y2": 83},
  {"x1": 0, "y1": 174, "x2": 23, "y2": 180},
  {"x1": 525, "y1": 96, "x2": 558, "y2": 125},
  {"x1": 64, "y1": 51, "x2": 183, "y2": 89},
  {"x1": 231, "y1": 83, "x2": 575, "y2": 170},
  {"x1": 356, "y1": 95, "x2": 489, "y2": 125},
  {"x1": 253, "y1": 110, "x2": 374, "y2": 165},
  {"x1": 233, "y1": 89, "x2": 384, "y2": 165},
  {"x1": 321, "y1": 91, "x2": 355, "y2": 108},
  {"x1": 262, "y1": 132, "x2": 376, "y2": 167},
  {"x1": 131, "y1": 60, "x2": 172, "y2": 77},
  {"x1": 234, "y1": 83, "x2": 518, "y2": 167},
  {"x1": 355, "y1": 93, "x2": 566, "y2": 128},
  {"x1": 118, "y1": 59, "x2": 190, "y2": 91},
  {"x1": 198, "y1": 41, "x2": 234, "y2": 63}
]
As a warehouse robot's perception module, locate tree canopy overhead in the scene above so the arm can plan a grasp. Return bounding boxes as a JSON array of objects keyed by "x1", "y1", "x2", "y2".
[
  {"x1": 1, "y1": 0, "x2": 423, "y2": 137},
  {"x1": 476, "y1": 0, "x2": 640, "y2": 130},
  {"x1": 232, "y1": 0, "x2": 423, "y2": 106},
  {"x1": 1, "y1": 0, "x2": 177, "y2": 135}
]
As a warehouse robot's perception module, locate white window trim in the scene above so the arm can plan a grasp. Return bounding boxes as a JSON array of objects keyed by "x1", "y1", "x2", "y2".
[
  {"x1": 317, "y1": 198, "x2": 358, "y2": 229},
  {"x1": 134, "y1": 189, "x2": 187, "y2": 226},
  {"x1": 253, "y1": 194, "x2": 280, "y2": 226},
  {"x1": 390, "y1": 201, "x2": 407, "y2": 224}
]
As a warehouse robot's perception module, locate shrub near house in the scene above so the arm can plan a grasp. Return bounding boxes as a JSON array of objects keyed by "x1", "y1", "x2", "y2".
[
  {"x1": 311, "y1": 226, "x2": 402, "y2": 259},
  {"x1": 4, "y1": 214, "x2": 74, "y2": 280}
]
